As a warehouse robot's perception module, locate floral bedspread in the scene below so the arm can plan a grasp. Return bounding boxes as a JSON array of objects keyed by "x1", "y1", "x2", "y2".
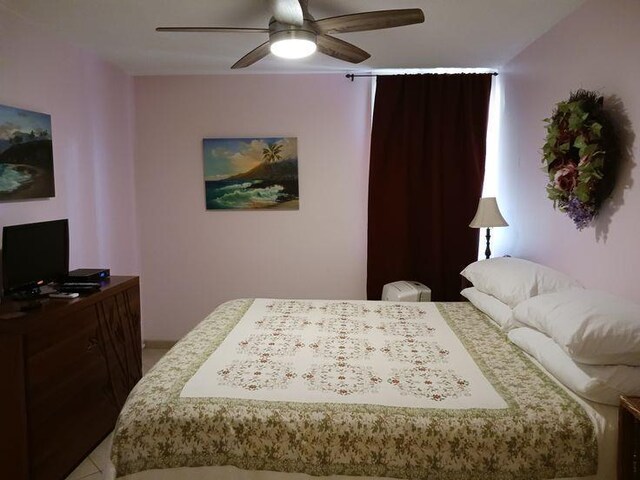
[
  {"x1": 181, "y1": 299, "x2": 507, "y2": 410},
  {"x1": 111, "y1": 299, "x2": 597, "y2": 480}
]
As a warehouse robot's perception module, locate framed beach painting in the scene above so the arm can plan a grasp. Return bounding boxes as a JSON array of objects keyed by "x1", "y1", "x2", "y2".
[
  {"x1": 0, "y1": 104, "x2": 55, "y2": 201},
  {"x1": 203, "y1": 137, "x2": 299, "y2": 210}
]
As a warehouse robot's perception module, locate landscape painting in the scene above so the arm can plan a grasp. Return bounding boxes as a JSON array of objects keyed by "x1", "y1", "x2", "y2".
[
  {"x1": 0, "y1": 104, "x2": 55, "y2": 201},
  {"x1": 203, "y1": 137, "x2": 299, "y2": 210}
]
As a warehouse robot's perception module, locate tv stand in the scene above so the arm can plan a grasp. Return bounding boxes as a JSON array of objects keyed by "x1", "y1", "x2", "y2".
[{"x1": 0, "y1": 276, "x2": 141, "y2": 480}]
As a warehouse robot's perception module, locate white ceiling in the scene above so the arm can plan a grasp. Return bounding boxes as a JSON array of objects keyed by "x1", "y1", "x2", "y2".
[{"x1": 1, "y1": 0, "x2": 585, "y2": 75}]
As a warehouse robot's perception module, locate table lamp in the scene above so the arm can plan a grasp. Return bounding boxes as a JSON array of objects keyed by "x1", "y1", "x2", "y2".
[{"x1": 469, "y1": 197, "x2": 508, "y2": 259}]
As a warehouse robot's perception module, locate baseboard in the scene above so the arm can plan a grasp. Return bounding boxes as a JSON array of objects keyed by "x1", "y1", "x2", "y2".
[{"x1": 143, "y1": 340, "x2": 177, "y2": 349}]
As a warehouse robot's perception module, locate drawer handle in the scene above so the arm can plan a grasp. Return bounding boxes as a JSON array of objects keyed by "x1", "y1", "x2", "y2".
[{"x1": 87, "y1": 336, "x2": 99, "y2": 351}]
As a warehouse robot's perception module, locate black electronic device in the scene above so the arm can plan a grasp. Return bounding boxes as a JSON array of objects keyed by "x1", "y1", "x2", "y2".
[
  {"x1": 66, "y1": 268, "x2": 110, "y2": 283},
  {"x1": 49, "y1": 292, "x2": 80, "y2": 299},
  {"x1": 2, "y1": 219, "x2": 69, "y2": 297},
  {"x1": 58, "y1": 282, "x2": 101, "y2": 293}
]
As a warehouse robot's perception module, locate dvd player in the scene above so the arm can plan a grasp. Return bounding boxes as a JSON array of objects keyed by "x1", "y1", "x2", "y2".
[{"x1": 66, "y1": 268, "x2": 110, "y2": 283}]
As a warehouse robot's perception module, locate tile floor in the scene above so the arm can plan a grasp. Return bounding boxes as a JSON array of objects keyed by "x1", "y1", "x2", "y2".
[{"x1": 65, "y1": 348, "x2": 169, "y2": 480}]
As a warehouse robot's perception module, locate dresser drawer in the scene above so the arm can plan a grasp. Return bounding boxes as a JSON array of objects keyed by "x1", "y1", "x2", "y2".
[
  {"x1": 27, "y1": 305, "x2": 104, "y2": 402},
  {"x1": 30, "y1": 380, "x2": 117, "y2": 480},
  {"x1": 27, "y1": 347, "x2": 112, "y2": 428}
]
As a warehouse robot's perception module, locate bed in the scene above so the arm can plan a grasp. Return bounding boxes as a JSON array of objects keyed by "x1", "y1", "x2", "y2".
[{"x1": 107, "y1": 297, "x2": 618, "y2": 480}]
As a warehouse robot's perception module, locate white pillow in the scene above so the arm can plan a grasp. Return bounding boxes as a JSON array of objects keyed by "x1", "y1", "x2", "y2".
[
  {"x1": 460, "y1": 287, "x2": 514, "y2": 329},
  {"x1": 513, "y1": 289, "x2": 640, "y2": 365},
  {"x1": 460, "y1": 257, "x2": 582, "y2": 308},
  {"x1": 508, "y1": 327, "x2": 640, "y2": 405}
]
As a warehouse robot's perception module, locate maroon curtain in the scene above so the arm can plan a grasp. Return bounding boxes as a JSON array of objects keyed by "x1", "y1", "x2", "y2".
[{"x1": 367, "y1": 74, "x2": 492, "y2": 301}]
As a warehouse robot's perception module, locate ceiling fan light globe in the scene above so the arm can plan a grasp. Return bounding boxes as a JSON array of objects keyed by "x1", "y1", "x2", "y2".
[
  {"x1": 271, "y1": 38, "x2": 316, "y2": 59},
  {"x1": 268, "y1": 27, "x2": 317, "y2": 59}
]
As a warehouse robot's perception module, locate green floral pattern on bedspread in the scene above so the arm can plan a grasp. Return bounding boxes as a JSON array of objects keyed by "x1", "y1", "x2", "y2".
[{"x1": 111, "y1": 300, "x2": 597, "y2": 479}]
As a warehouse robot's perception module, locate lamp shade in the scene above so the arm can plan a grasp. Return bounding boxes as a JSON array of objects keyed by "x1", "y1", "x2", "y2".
[{"x1": 469, "y1": 197, "x2": 508, "y2": 228}]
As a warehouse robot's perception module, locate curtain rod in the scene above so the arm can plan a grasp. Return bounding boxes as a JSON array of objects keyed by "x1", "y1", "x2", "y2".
[{"x1": 345, "y1": 72, "x2": 498, "y2": 81}]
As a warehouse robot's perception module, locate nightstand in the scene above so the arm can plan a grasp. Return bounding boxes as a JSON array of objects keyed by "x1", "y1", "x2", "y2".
[{"x1": 618, "y1": 396, "x2": 640, "y2": 480}]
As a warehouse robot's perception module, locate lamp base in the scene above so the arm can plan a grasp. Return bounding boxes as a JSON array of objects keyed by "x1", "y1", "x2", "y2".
[{"x1": 484, "y1": 228, "x2": 492, "y2": 260}]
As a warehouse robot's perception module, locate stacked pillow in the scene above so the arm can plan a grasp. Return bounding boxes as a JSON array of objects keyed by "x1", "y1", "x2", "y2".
[
  {"x1": 461, "y1": 257, "x2": 582, "y2": 309},
  {"x1": 460, "y1": 256, "x2": 582, "y2": 330},
  {"x1": 508, "y1": 290, "x2": 640, "y2": 405},
  {"x1": 512, "y1": 289, "x2": 640, "y2": 365},
  {"x1": 508, "y1": 326, "x2": 640, "y2": 406},
  {"x1": 460, "y1": 286, "x2": 513, "y2": 330},
  {"x1": 460, "y1": 257, "x2": 640, "y2": 405}
]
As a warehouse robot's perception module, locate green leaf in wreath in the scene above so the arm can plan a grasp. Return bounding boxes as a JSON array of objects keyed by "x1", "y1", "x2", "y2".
[
  {"x1": 574, "y1": 135, "x2": 587, "y2": 150},
  {"x1": 588, "y1": 159, "x2": 604, "y2": 177},
  {"x1": 578, "y1": 159, "x2": 593, "y2": 171},
  {"x1": 546, "y1": 185, "x2": 567, "y2": 203},
  {"x1": 579, "y1": 144, "x2": 598, "y2": 158},
  {"x1": 569, "y1": 113, "x2": 583, "y2": 130},
  {"x1": 587, "y1": 153, "x2": 604, "y2": 168},
  {"x1": 591, "y1": 151, "x2": 604, "y2": 162},
  {"x1": 545, "y1": 153, "x2": 557, "y2": 165},
  {"x1": 574, "y1": 183, "x2": 591, "y2": 202}
]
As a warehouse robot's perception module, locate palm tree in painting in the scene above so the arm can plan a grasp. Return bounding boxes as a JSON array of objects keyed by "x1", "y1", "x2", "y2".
[{"x1": 262, "y1": 143, "x2": 283, "y2": 164}]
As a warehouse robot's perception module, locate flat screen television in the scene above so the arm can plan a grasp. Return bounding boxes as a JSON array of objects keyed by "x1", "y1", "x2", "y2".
[{"x1": 2, "y1": 219, "x2": 69, "y2": 296}]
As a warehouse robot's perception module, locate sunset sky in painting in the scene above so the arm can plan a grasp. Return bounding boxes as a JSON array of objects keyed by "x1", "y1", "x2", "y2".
[{"x1": 203, "y1": 137, "x2": 297, "y2": 180}]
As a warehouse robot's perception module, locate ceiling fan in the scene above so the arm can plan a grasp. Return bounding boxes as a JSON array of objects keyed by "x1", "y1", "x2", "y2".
[{"x1": 156, "y1": 0, "x2": 425, "y2": 69}]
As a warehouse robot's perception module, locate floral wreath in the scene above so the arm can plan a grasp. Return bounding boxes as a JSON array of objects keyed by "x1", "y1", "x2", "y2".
[{"x1": 542, "y1": 89, "x2": 616, "y2": 230}]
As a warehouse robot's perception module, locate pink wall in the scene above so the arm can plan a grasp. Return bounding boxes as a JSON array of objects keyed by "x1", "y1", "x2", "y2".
[
  {"x1": 496, "y1": 0, "x2": 640, "y2": 301},
  {"x1": 0, "y1": 8, "x2": 138, "y2": 276},
  {"x1": 135, "y1": 74, "x2": 371, "y2": 340}
]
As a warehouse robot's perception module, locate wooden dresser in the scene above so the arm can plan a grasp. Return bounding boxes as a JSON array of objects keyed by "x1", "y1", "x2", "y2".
[{"x1": 0, "y1": 276, "x2": 142, "y2": 480}]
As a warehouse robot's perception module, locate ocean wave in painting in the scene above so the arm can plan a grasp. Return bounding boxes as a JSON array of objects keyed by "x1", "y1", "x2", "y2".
[
  {"x1": 0, "y1": 164, "x2": 33, "y2": 193},
  {"x1": 206, "y1": 180, "x2": 286, "y2": 209}
]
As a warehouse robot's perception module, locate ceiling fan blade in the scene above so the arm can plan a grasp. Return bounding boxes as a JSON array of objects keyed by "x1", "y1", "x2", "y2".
[
  {"x1": 156, "y1": 26, "x2": 269, "y2": 33},
  {"x1": 267, "y1": 0, "x2": 304, "y2": 26},
  {"x1": 316, "y1": 35, "x2": 370, "y2": 64},
  {"x1": 231, "y1": 41, "x2": 271, "y2": 69},
  {"x1": 313, "y1": 9, "x2": 425, "y2": 34}
]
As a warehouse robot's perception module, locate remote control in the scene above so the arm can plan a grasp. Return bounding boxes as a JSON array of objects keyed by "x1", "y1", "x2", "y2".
[
  {"x1": 62, "y1": 282, "x2": 101, "y2": 287},
  {"x1": 49, "y1": 292, "x2": 80, "y2": 299}
]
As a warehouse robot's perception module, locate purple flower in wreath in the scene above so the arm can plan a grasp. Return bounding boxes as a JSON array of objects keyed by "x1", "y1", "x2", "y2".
[{"x1": 560, "y1": 197, "x2": 596, "y2": 231}]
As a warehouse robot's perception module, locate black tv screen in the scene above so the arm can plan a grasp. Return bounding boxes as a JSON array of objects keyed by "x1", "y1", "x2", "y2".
[{"x1": 2, "y1": 219, "x2": 69, "y2": 294}]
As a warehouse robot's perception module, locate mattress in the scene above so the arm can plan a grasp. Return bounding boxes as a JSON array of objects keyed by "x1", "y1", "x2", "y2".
[{"x1": 109, "y1": 299, "x2": 615, "y2": 480}]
